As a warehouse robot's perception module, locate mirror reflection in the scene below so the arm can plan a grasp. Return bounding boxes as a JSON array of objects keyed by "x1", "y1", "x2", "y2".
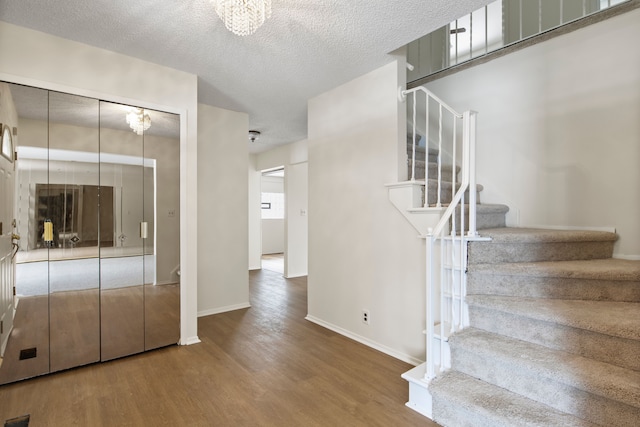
[{"x1": 0, "y1": 81, "x2": 180, "y2": 384}]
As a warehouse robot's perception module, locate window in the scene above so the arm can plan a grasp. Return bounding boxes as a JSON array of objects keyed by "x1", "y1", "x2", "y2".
[{"x1": 261, "y1": 192, "x2": 284, "y2": 219}]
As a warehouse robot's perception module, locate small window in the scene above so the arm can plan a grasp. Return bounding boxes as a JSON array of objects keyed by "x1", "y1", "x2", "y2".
[
  {"x1": 1, "y1": 125, "x2": 14, "y2": 162},
  {"x1": 261, "y1": 192, "x2": 284, "y2": 219}
]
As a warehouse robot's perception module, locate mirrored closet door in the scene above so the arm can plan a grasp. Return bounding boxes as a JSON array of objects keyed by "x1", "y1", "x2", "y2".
[{"x1": 0, "y1": 82, "x2": 180, "y2": 385}]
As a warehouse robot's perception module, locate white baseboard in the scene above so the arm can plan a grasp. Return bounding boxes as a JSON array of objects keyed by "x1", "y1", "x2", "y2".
[
  {"x1": 198, "y1": 302, "x2": 251, "y2": 317},
  {"x1": 305, "y1": 315, "x2": 423, "y2": 366},
  {"x1": 284, "y1": 272, "x2": 307, "y2": 279},
  {"x1": 527, "y1": 224, "x2": 617, "y2": 233},
  {"x1": 614, "y1": 254, "x2": 640, "y2": 261},
  {"x1": 179, "y1": 336, "x2": 201, "y2": 345}
]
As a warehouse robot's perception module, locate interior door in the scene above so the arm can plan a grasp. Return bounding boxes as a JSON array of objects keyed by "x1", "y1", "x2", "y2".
[
  {"x1": 0, "y1": 83, "x2": 51, "y2": 384},
  {"x1": 99, "y1": 100, "x2": 145, "y2": 361},
  {"x1": 0, "y1": 123, "x2": 16, "y2": 365}
]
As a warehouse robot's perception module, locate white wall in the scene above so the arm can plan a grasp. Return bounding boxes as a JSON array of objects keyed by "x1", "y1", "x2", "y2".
[
  {"x1": 261, "y1": 175, "x2": 284, "y2": 193},
  {"x1": 0, "y1": 21, "x2": 200, "y2": 343},
  {"x1": 261, "y1": 220, "x2": 284, "y2": 254},
  {"x1": 248, "y1": 155, "x2": 262, "y2": 270},
  {"x1": 250, "y1": 140, "x2": 309, "y2": 278},
  {"x1": 307, "y1": 59, "x2": 426, "y2": 364},
  {"x1": 285, "y1": 161, "x2": 308, "y2": 278},
  {"x1": 197, "y1": 103, "x2": 250, "y2": 316},
  {"x1": 427, "y1": 8, "x2": 640, "y2": 259}
]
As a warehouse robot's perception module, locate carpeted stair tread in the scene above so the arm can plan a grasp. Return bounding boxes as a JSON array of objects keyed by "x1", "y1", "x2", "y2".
[
  {"x1": 429, "y1": 371, "x2": 596, "y2": 427},
  {"x1": 428, "y1": 226, "x2": 638, "y2": 425},
  {"x1": 470, "y1": 258, "x2": 640, "y2": 281},
  {"x1": 477, "y1": 228, "x2": 618, "y2": 243},
  {"x1": 466, "y1": 295, "x2": 640, "y2": 341},
  {"x1": 450, "y1": 328, "x2": 640, "y2": 409},
  {"x1": 467, "y1": 259, "x2": 640, "y2": 301},
  {"x1": 468, "y1": 228, "x2": 616, "y2": 264}
]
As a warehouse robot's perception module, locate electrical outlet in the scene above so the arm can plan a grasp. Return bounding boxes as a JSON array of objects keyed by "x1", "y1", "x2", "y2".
[{"x1": 362, "y1": 310, "x2": 370, "y2": 325}]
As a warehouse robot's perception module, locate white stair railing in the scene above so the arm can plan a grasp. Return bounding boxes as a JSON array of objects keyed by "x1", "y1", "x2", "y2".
[{"x1": 402, "y1": 87, "x2": 478, "y2": 381}]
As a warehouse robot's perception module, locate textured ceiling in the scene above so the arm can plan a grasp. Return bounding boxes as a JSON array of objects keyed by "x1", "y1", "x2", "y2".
[{"x1": 0, "y1": 0, "x2": 491, "y2": 152}]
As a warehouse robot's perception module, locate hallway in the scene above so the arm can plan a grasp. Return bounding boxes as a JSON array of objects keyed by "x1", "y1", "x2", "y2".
[{"x1": 0, "y1": 269, "x2": 435, "y2": 426}]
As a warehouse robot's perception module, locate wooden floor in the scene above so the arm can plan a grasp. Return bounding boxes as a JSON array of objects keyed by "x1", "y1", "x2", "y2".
[{"x1": 0, "y1": 269, "x2": 437, "y2": 426}]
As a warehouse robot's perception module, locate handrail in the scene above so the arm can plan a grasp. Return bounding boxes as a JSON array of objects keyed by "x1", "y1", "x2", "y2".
[
  {"x1": 401, "y1": 86, "x2": 478, "y2": 382},
  {"x1": 404, "y1": 87, "x2": 462, "y2": 118}
]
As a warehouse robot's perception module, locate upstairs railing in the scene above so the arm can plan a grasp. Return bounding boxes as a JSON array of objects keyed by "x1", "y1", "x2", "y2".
[
  {"x1": 401, "y1": 86, "x2": 478, "y2": 381},
  {"x1": 407, "y1": 0, "x2": 632, "y2": 86}
]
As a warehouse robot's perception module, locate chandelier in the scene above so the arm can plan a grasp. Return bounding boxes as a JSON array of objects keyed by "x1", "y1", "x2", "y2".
[
  {"x1": 126, "y1": 108, "x2": 151, "y2": 135},
  {"x1": 213, "y1": 0, "x2": 272, "y2": 36}
]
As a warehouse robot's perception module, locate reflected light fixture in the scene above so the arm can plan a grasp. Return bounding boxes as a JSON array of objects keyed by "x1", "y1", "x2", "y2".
[
  {"x1": 213, "y1": 0, "x2": 272, "y2": 36},
  {"x1": 126, "y1": 108, "x2": 151, "y2": 135}
]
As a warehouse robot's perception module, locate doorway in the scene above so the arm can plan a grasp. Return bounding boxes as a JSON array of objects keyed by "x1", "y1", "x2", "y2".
[{"x1": 261, "y1": 167, "x2": 285, "y2": 275}]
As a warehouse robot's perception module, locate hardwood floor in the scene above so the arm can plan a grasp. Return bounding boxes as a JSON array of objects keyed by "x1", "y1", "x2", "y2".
[{"x1": 0, "y1": 269, "x2": 437, "y2": 426}]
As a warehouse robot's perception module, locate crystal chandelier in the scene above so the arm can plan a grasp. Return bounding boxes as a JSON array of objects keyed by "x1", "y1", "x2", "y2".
[
  {"x1": 126, "y1": 108, "x2": 151, "y2": 135},
  {"x1": 213, "y1": 0, "x2": 272, "y2": 36}
]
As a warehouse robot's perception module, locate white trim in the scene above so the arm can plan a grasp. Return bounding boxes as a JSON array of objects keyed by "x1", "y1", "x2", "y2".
[
  {"x1": 198, "y1": 302, "x2": 251, "y2": 317},
  {"x1": 179, "y1": 336, "x2": 201, "y2": 346},
  {"x1": 527, "y1": 224, "x2": 617, "y2": 233},
  {"x1": 0, "y1": 72, "x2": 183, "y2": 116},
  {"x1": 613, "y1": 254, "x2": 640, "y2": 261},
  {"x1": 305, "y1": 315, "x2": 423, "y2": 366}
]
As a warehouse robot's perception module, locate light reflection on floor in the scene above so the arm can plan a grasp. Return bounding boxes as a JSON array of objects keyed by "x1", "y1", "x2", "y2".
[{"x1": 261, "y1": 253, "x2": 283, "y2": 274}]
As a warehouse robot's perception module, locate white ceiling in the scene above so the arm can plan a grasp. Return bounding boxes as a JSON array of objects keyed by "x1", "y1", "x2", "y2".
[{"x1": 0, "y1": 0, "x2": 491, "y2": 152}]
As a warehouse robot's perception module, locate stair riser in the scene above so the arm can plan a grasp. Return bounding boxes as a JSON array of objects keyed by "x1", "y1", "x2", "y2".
[
  {"x1": 432, "y1": 398, "x2": 506, "y2": 427},
  {"x1": 469, "y1": 305, "x2": 640, "y2": 371},
  {"x1": 425, "y1": 182, "x2": 481, "y2": 206},
  {"x1": 468, "y1": 241, "x2": 615, "y2": 264},
  {"x1": 467, "y1": 273, "x2": 640, "y2": 302},
  {"x1": 460, "y1": 211, "x2": 506, "y2": 230},
  {"x1": 475, "y1": 213, "x2": 506, "y2": 230},
  {"x1": 408, "y1": 161, "x2": 459, "y2": 181},
  {"x1": 408, "y1": 150, "x2": 429, "y2": 162},
  {"x1": 405, "y1": 143, "x2": 437, "y2": 162},
  {"x1": 444, "y1": 212, "x2": 507, "y2": 234},
  {"x1": 451, "y1": 345, "x2": 640, "y2": 426}
]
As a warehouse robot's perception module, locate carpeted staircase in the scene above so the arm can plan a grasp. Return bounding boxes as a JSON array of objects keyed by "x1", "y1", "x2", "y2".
[
  {"x1": 428, "y1": 227, "x2": 640, "y2": 426},
  {"x1": 406, "y1": 141, "x2": 509, "y2": 229}
]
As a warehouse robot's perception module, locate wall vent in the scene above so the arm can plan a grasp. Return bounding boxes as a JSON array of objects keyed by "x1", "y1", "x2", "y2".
[{"x1": 19, "y1": 348, "x2": 37, "y2": 360}]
